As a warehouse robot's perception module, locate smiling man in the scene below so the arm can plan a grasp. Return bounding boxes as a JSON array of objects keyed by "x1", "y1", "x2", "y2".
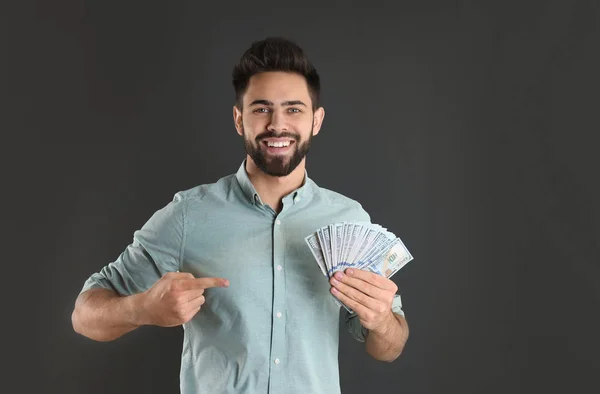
[{"x1": 72, "y1": 37, "x2": 409, "y2": 394}]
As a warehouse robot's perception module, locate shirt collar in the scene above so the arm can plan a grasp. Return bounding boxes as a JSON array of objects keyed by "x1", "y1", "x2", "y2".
[{"x1": 235, "y1": 159, "x2": 312, "y2": 206}]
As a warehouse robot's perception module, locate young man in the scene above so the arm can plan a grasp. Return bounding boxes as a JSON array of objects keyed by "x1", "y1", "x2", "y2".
[{"x1": 72, "y1": 37, "x2": 409, "y2": 394}]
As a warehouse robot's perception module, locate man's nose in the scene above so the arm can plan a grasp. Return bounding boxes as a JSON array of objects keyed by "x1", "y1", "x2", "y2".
[{"x1": 267, "y1": 111, "x2": 288, "y2": 132}]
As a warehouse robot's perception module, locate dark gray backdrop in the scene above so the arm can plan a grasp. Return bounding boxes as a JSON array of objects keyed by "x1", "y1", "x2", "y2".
[{"x1": 4, "y1": 1, "x2": 599, "y2": 393}]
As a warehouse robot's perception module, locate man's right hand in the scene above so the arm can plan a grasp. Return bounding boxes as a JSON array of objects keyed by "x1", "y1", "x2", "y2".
[{"x1": 138, "y1": 272, "x2": 229, "y2": 327}]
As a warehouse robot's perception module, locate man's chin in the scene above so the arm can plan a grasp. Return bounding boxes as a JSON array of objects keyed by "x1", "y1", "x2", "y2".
[
  {"x1": 262, "y1": 161, "x2": 293, "y2": 177},
  {"x1": 247, "y1": 143, "x2": 308, "y2": 177}
]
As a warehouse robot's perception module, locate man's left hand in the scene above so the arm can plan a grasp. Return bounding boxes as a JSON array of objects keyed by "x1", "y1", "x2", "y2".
[{"x1": 329, "y1": 268, "x2": 398, "y2": 333}]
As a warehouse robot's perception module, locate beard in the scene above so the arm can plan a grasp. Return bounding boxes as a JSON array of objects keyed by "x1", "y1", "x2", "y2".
[{"x1": 243, "y1": 126, "x2": 313, "y2": 177}]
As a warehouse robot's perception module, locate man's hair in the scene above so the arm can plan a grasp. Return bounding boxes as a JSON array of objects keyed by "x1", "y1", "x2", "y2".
[{"x1": 232, "y1": 37, "x2": 321, "y2": 111}]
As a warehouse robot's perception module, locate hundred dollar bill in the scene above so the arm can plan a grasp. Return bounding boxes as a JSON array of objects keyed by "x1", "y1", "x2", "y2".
[
  {"x1": 329, "y1": 224, "x2": 336, "y2": 273},
  {"x1": 364, "y1": 238, "x2": 413, "y2": 278},
  {"x1": 333, "y1": 223, "x2": 345, "y2": 272},
  {"x1": 304, "y1": 233, "x2": 328, "y2": 278},
  {"x1": 358, "y1": 233, "x2": 388, "y2": 262},
  {"x1": 359, "y1": 236, "x2": 397, "y2": 269},
  {"x1": 339, "y1": 223, "x2": 348, "y2": 266},
  {"x1": 317, "y1": 228, "x2": 332, "y2": 275},
  {"x1": 339, "y1": 223, "x2": 348, "y2": 265},
  {"x1": 321, "y1": 226, "x2": 334, "y2": 275},
  {"x1": 346, "y1": 225, "x2": 371, "y2": 265},
  {"x1": 341, "y1": 223, "x2": 355, "y2": 265},
  {"x1": 352, "y1": 228, "x2": 380, "y2": 266},
  {"x1": 344, "y1": 224, "x2": 363, "y2": 265}
]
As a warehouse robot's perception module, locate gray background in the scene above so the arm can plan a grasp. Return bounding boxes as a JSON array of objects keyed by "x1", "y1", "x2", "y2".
[{"x1": 4, "y1": 0, "x2": 600, "y2": 393}]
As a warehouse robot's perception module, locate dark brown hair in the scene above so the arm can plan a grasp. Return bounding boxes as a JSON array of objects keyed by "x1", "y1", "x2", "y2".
[{"x1": 232, "y1": 37, "x2": 321, "y2": 111}]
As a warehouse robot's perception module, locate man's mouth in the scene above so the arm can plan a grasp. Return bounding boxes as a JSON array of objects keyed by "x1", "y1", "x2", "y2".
[{"x1": 261, "y1": 138, "x2": 296, "y2": 152}]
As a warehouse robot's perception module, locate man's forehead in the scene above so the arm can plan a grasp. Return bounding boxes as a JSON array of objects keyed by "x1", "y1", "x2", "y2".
[{"x1": 244, "y1": 72, "x2": 311, "y2": 101}]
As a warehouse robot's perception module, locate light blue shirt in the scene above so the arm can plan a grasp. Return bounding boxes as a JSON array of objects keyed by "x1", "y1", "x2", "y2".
[{"x1": 80, "y1": 161, "x2": 404, "y2": 394}]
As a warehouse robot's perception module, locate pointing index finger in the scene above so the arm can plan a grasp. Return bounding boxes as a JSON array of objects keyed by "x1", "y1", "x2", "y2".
[{"x1": 193, "y1": 277, "x2": 230, "y2": 289}]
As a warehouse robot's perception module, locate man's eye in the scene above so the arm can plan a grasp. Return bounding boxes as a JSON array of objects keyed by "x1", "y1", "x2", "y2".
[
  {"x1": 288, "y1": 108, "x2": 301, "y2": 113},
  {"x1": 254, "y1": 108, "x2": 270, "y2": 113}
]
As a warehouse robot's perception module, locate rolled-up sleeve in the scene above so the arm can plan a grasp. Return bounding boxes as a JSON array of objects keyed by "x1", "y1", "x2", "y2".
[
  {"x1": 344, "y1": 294, "x2": 405, "y2": 342},
  {"x1": 79, "y1": 193, "x2": 186, "y2": 296}
]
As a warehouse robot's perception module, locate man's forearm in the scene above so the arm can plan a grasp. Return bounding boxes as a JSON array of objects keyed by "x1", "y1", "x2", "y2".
[
  {"x1": 365, "y1": 313, "x2": 409, "y2": 362},
  {"x1": 71, "y1": 288, "x2": 144, "y2": 342}
]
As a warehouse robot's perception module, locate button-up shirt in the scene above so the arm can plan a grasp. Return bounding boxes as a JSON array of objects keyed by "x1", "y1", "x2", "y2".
[{"x1": 80, "y1": 161, "x2": 404, "y2": 394}]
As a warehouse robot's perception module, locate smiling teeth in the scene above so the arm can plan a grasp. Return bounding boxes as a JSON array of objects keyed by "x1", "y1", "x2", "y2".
[{"x1": 267, "y1": 141, "x2": 290, "y2": 147}]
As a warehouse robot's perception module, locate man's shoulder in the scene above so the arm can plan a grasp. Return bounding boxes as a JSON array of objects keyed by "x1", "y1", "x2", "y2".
[
  {"x1": 310, "y1": 180, "x2": 365, "y2": 210},
  {"x1": 310, "y1": 181, "x2": 371, "y2": 222},
  {"x1": 174, "y1": 173, "x2": 237, "y2": 202}
]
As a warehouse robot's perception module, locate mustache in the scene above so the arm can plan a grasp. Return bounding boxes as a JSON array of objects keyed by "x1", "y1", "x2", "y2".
[{"x1": 255, "y1": 131, "x2": 300, "y2": 142}]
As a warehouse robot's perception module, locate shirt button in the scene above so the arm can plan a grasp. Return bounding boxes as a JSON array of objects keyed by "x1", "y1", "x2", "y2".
[
  {"x1": 277, "y1": 265, "x2": 282, "y2": 271},
  {"x1": 274, "y1": 358, "x2": 280, "y2": 365},
  {"x1": 294, "y1": 196, "x2": 301, "y2": 203},
  {"x1": 276, "y1": 312, "x2": 282, "y2": 318},
  {"x1": 275, "y1": 219, "x2": 281, "y2": 225}
]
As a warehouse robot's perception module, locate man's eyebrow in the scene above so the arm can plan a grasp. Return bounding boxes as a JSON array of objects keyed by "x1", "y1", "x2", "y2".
[
  {"x1": 281, "y1": 100, "x2": 307, "y2": 107},
  {"x1": 249, "y1": 99, "x2": 307, "y2": 107},
  {"x1": 249, "y1": 99, "x2": 274, "y2": 106}
]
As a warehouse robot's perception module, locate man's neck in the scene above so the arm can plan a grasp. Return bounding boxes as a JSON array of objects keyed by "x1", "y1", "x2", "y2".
[{"x1": 245, "y1": 156, "x2": 306, "y2": 213}]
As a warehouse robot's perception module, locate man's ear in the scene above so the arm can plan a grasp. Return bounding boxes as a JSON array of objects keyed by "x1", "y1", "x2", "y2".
[
  {"x1": 233, "y1": 105, "x2": 243, "y2": 136},
  {"x1": 311, "y1": 107, "x2": 325, "y2": 136}
]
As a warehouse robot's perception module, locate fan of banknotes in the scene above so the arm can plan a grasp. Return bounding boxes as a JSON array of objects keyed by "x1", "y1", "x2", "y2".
[{"x1": 305, "y1": 221, "x2": 414, "y2": 313}]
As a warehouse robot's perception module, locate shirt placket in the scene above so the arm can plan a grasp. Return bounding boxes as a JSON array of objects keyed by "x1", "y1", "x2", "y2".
[{"x1": 268, "y1": 211, "x2": 287, "y2": 393}]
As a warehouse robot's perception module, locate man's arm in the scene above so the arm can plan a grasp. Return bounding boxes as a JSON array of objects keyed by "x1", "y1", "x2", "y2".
[
  {"x1": 364, "y1": 311, "x2": 409, "y2": 362},
  {"x1": 331, "y1": 268, "x2": 409, "y2": 362},
  {"x1": 72, "y1": 272, "x2": 228, "y2": 342},
  {"x1": 72, "y1": 288, "x2": 144, "y2": 342}
]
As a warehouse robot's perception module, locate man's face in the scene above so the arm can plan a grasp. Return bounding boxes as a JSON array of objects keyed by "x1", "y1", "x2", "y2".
[{"x1": 233, "y1": 71, "x2": 325, "y2": 177}]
